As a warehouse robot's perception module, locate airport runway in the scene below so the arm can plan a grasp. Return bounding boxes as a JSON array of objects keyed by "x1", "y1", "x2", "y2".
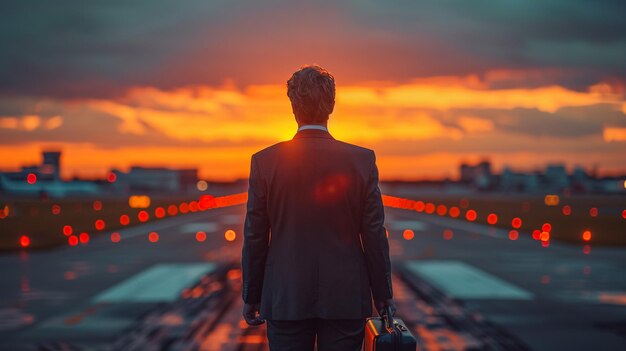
[{"x1": 1, "y1": 204, "x2": 625, "y2": 350}]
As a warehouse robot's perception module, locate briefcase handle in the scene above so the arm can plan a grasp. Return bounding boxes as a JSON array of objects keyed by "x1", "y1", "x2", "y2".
[{"x1": 382, "y1": 306, "x2": 395, "y2": 334}]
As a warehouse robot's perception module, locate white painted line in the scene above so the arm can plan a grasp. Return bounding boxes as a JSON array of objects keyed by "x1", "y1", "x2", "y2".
[
  {"x1": 406, "y1": 260, "x2": 533, "y2": 300},
  {"x1": 389, "y1": 220, "x2": 428, "y2": 231},
  {"x1": 179, "y1": 222, "x2": 219, "y2": 233},
  {"x1": 93, "y1": 263, "x2": 216, "y2": 303}
]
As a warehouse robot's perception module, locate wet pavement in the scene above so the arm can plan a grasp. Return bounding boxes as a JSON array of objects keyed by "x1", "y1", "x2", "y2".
[{"x1": 0, "y1": 203, "x2": 625, "y2": 350}]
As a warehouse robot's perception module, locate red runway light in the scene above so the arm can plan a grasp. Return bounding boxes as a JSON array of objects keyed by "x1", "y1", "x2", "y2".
[
  {"x1": 508, "y1": 230, "x2": 519, "y2": 241},
  {"x1": 138, "y1": 210, "x2": 149, "y2": 222},
  {"x1": 443, "y1": 229, "x2": 454, "y2": 240},
  {"x1": 167, "y1": 205, "x2": 178, "y2": 216},
  {"x1": 425, "y1": 203, "x2": 435, "y2": 214},
  {"x1": 436, "y1": 205, "x2": 447, "y2": 216},
  {"x1": 149, "y1": 232, "x2": 159, "y2": 242},
  {"x1": 93, "y1": 200, "x2": 103, "y2": 211},
  {"x1": 487, "y1": 213, "x2": 498, "y2": 225},
  {"x1": 95, "y1": 219, "x2": 105, "y2": 231},
  {"x1": 79, "y1": 232, "x2": 90, "y2": 244},
  {"x1": 415, "y1": 201, "x2": 425, "y2": 212},
  {"x1": 583, "y1": 245, "x2": 591, "y2": 255},
  {"x1": 196, "y1": 231, "x2": 207, "y2": 242},
  {"x1": 110, "y1": 232, "x2": 121, "y2": 243},
  {"x1": 189, "y1": 201, "x2": 198, "y2": 212},
  {"x1": 51, "y1": 204, "x2": 61, "y2": 215},
  {"x1": 465, "y1": 210, "x2": 477, "y2": 222},
  {"x1": 541, "y1": 240, "x2": 550, "y2": 248},
  {"x1": 26, "y1": 173, "x2": 37, "y2": 184},
  {"x1": 562, "y1": 205, "x2": 571, "y2": 216},
  {"x1": 541, "y1": 223, "x2": 552, "y2": 232},
  {"x1": 511, "y1": 217, "x2": 522, "y2": 229},
  {"x1": 120, "y1": 214, "x2": 130, "y2": 225},
  {"x1": 582, "y1": 230, "x2": 592, "y2": 242},
  {"x1": 179, "y1": 203, "x2": 189, "y2": 214},
  {"x1": 68, "y1": 235, "x2": 79, "y2": 246},
  {"x1": 623, "y1": 209, "x2": 626, "y2": 219},
  {"x1": 403, "y1": 229, "x2": 415, "y2": 240},
  {"x1": 589, "y1": 207, "x2": 598, "y2": 217},
  {"x1": 449, "y1": 207, "x2": 460, "y2": 218},
  {"x1": 155, "y1": 207, "x2": 165, "y2": 218},
  {"x1": 20, "y1": 235, "x2": 30, "y2": 248},
  {"x1": 63, "y1": 225, "x2": 72, "y2": 236},
  {"x1": 106, "y1": 172, "x2": 117, "y2": 183},
  {"x1": 532, "y1": 229, "x2": 541, "y2": 240}
]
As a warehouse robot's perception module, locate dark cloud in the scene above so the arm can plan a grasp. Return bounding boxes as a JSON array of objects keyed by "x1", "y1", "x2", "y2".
[{"x1": 1, "y1": 1, "x2": 625, "y2": 98}]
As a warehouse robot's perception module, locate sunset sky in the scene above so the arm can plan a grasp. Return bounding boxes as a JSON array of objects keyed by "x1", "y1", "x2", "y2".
[{"x1": 1, "y1": 1, "x2": 625, "y2": 180}]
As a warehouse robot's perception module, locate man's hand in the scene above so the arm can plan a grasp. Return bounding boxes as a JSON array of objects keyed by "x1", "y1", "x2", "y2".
[
  {"x1": 243, "y1": 303, "x2": 265, "y2": 326},
  {"x1": 374, "y1": 298, "x2": 397, "y2": 317}
]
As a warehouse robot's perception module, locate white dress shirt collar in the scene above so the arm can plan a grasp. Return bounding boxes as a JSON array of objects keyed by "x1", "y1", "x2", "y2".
[{"x1": 297, "y1": 125, "x2": 328, "y2": 132}]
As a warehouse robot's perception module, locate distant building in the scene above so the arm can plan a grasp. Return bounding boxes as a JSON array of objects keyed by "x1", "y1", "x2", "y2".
[
  {"x1": 459, "y1": 160, "x2": 493, "y2": 189},
  {"x1": 111, "y1": 167, "x2": 198, "y2": 193}
]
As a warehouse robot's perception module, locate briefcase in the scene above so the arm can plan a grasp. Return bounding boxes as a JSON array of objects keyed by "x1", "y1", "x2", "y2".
[{"x1": 364, "y1": 307, "x2": 417, "y2": 351}]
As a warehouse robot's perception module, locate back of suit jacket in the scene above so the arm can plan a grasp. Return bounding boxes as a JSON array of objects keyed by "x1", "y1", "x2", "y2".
[{"x1": 242, "y1": 128, "x2": 393, "y2": 320}]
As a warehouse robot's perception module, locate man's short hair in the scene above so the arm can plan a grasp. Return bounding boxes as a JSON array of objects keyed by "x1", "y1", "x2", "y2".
[{"x1": 287, "y1": 65, "x2": 335, "y2": 123}]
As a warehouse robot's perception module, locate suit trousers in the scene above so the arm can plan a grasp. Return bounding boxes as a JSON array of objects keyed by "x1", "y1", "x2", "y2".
[{"x1": 266, "y1": 318, "x2": 365, "y2": 351}]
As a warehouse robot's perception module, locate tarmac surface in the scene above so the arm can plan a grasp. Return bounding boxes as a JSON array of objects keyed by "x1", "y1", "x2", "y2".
[{"x1": 1, "y1": 202, "x2": 625, "y2": 350}]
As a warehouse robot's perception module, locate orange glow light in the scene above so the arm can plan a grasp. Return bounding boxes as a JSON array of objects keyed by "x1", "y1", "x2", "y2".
[
  {"x1": 120, "y1": 214, "x2": 130, "y2": 225},
  {"x1": 582, "y1": 230, "x2": 592, "y2": 242},
  {"x1": 63, "y1": 225, "x2": 73, "y2": 236},
  {"x1": 149, "y1": 232, "x2": 159, "y2": 243},
  {"x1": 19, "y1": 235, "x2": 30, "y2": 248},
  {"x1": 465, "y1": 210, "x2": 477, "y2": 221},
  {"x1": 111, "y1": 232, "x2": 121, "y2": 243},
  {"x1": 403, "y1": 229, "x2": 415, "y2": 240},
  {"x1": 95, "y1": 219, "x2": 105, "y2": 231},
  {"x1": 487, "y1": 213, "x2": 498, "y2": 225},
  {"x1": 443, "y1": 229, "x2": 454, "y2": 240},
  {"x1": 511, "y1": 217, "x2": 522, "y2": 229},
  {"x1": 589, "y1": 207, "x2": 598, "y2": 217},
  {"x1": 508, "y1": 230, "x2": 519, "y2": 241},
  {"x1": 225, "y1": 229, "x2": 236, "y2": 241},
  {"x1": 68, "y1": 235, "x2": 79, "y2": 246},
  {"x1": 449, "y1": 206, "x2": 460, "y2": 218},
  {"x1": 196, "y1": 231, "x2": 207, "y2": 242},
  {"x1": 540, "y1": 231, "x2": 550, "y2": 242}
]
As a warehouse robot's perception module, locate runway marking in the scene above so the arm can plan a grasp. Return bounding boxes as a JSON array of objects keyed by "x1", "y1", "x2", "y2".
[
  {"x1": 389, "y1": 220, "x2": 428, "y2": 231},
  {"x1": 179, "y1": 222, "x2": 219, "y2": 233},
  {"x1": 93, "y1": 263, "x2": 216, "y2": 303},
  {"x1": 406, "y1": 260, "x2": 533, "y2": 300}
]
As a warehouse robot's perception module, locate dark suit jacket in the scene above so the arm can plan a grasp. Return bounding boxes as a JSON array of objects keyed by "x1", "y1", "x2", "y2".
[{"x1": 242, "y1": 128, "x2": 393, "y2": 320}]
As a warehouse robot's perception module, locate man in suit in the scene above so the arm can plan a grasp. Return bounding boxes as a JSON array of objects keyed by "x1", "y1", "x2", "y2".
[{"x1": 242, "y1": 65, "x2": 395, "y2": 351}]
